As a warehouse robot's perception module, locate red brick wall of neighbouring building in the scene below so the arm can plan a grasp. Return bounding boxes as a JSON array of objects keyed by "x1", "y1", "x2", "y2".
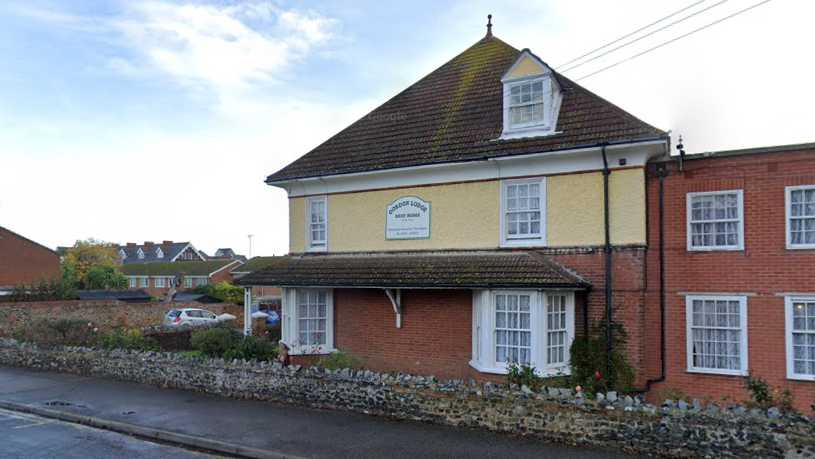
[
  {"x1": 644, "y1": 147, "x2": 815, "y2": 412},
  {"x1": 0, "y1": 227, "x2": 60, "y2": 287}
]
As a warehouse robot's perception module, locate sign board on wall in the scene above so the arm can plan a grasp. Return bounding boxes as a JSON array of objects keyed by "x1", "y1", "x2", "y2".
[{"x1": 385, "y1": 196, "x2": 431, "y2": 240}]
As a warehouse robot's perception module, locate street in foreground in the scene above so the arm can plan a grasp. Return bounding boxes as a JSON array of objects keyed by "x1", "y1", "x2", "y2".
[
  {"x1": 0, "y1": 366, "x2": 651, "y2": 459},
  {"x1": 0, "y1": 407, "x2": 221, "y2": 459}
]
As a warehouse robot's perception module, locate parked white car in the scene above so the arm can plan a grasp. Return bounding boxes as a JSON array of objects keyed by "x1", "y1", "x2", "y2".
[{"x1": 163, "y1": 308, "x2": 235, "y2": 327}]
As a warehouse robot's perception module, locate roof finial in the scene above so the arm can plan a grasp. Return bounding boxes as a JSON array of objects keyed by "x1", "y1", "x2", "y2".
[{"x1": 486, "y1": 14, "x2": 493, "y2": 37}]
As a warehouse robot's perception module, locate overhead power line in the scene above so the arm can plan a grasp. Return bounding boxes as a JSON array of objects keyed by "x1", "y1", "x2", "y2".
[
  {"x1": 557, "y1": 0, "x2": 708, "y2": 69},
  {"x1": 574, "y1": 0, "x2": 772, "y2": 82},
  {"x1": 560, "y1": 0, "x2": 731, "y2": 73}
]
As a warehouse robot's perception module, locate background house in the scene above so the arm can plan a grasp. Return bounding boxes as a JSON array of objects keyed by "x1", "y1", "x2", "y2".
[
  {"x1": 123, "y1": 259, "x2": 242, "y2": 298},
  {"x1": 118, "y1": 241, "x2": 206, "y2": 265},
  {"x1": 0, "y1": 225, "x2": 60, "y2": 296}
]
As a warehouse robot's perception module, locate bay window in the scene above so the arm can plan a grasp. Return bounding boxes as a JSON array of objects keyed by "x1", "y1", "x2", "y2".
[
  {"x1": 471, "y1": 290, "x2": 574, "y2": 375},
  {"x1": 281, "y1": 288, "x2": 334, "y2": 355}
]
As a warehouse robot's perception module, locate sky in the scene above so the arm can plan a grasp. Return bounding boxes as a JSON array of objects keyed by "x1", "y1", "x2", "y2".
[{"x1": 0, "y1": 0, "x2": 812, "y2": 257}]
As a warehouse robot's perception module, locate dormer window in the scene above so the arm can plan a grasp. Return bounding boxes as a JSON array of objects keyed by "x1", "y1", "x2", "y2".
[
  {"x1": 120, "y1": 249, "x2": 126, "y2": 260},
  {"x1": 137, "y1": 248, "x2": 145, "y2": 259},
  {"x1": 499, "y1": 50, "x2": 562, "y2": 140},
  {"x1": 156, "y1": 248, "x2": 164, "y2": 258},
  {"x1": 509, "y1": 81, "x2": 546, "y2": 128}
]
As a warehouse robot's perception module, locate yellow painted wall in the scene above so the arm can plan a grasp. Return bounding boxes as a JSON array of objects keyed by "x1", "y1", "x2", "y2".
[
  {"x1": 547, "y1": 168, "x2": 646, "y2": 246},
  {"x1": 506, "y1": 55, "x2": 545, "y2": 78},
  {"x1": 288, "y1": 169, "x2": 646, "y2": 253},
  {"x1": 289, "y1": 198, "x2": 305, "y2": 253}
]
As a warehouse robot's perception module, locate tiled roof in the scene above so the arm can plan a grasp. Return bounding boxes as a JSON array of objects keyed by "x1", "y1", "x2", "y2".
[
  {"x1": 123, "y1": 260, "x2": 239, "y2": 277},
  {"x1": 119, "y1": 242, "x2": 200, "y2": 265},
  {"x1": 266, "y1": 35, "x2": 665, "y2": 183},
  {"x1": 230, "y1": 256, "x2": 288, "y2": 274},
  {"x1": 233, "y1": 252, "x2": 590, "y2": 289}
]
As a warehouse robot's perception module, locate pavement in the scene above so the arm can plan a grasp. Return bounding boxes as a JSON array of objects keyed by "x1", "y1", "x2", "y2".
[{"x1": 0, "y1": 366, "x2": 651, "y2": 459}]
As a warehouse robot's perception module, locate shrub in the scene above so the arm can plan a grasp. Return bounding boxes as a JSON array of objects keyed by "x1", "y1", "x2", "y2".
[
  {"x1": 224, "y1": 336, "x2": 279, "y2": 363},
  {"x1": 190, "y1": 326, "x2": 239, "y2": 358},
  {"x1": 99, "y1": 329, "x2": 160, "y2": 352},
  {"x1": 9, "y1": 275, "x2": 76, "y2": 302},
  {"x1": 569, "y1": 318, "x2": 634, "y2": 396},
  {"x1": 743, "y1": 370, "x2": 795, "y2": 412},
  {"x1": 318, "y1": 351, "x2": 361, "y2": 370},
  {"x1": 16, "y1": 316, "x2": 100, "y2": 347},
  {"x1": 507, "y1": 361, "x2": 544, "y2": 391}
]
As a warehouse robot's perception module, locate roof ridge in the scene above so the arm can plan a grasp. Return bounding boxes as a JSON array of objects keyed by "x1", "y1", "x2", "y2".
[{"x1": 0, "y1": 225, "x2": 60, "y2": 255}]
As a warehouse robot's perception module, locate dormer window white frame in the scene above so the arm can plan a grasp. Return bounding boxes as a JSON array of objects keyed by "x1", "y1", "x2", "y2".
[
  {"x1": 137, "y1": 248, "x2": 145, "y2": 259},
  {"x1": 156, "y1": 247, "x2": 164, "y2": 258},
  {"x1": 306, "y1": 196, "x2": 328, "y2": 252},
  {"x1": 120, "y1": 249, "x2": 126, "y2": 260},
  {"x1": 499, "y1": 51, "x2": 562, "y2": 140}
]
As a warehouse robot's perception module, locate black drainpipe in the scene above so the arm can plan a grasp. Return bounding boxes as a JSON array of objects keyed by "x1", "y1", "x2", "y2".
[
  {"x1": 601, "y1": 145, "x2": 613, "y2": 382},
  {"x1": 633, "y1": 162, "x2": 668, "y2": 393}
]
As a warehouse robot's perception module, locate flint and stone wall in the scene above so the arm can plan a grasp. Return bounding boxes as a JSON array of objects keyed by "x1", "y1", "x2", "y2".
[{"x1": 1, "y1": 339, "x2": 813, "y2": 459}]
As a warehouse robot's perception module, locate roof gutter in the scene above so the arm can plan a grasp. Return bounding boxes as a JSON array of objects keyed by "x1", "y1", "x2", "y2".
[
  {"x1": 265, "y1": 136, "x2": 670, "y2": 186},
  {"x1": 232, "y1": 282, "x2": 590, "y2": 290}
]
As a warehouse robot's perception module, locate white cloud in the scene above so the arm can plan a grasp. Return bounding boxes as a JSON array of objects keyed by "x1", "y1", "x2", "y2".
[{"x1": 107, "y1": 2, "x2": 337, "y2": 89}]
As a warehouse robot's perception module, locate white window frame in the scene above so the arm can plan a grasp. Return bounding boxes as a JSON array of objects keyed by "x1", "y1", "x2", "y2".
[
  {"x1": 305, "y1": 196, "x2": 328, "y2": 252},
  {"x1": 685, "y1": 295, "x2": 748, "y2": 376},
  {"x1": 155, "y1": 277, "x2": 165, "y2": 288},
  {"x1": 786, "y1": 185, "x2": 815, "y2": 249},
  {"x1": 499, "y1": 65, "x2": 562, "y2": 140},
  {"x1": 470, "y1": 289, "x2": 574, "y2": 376},
  {"x1": 785, "y1": 296, "x2": 815, "y2": 380},
  {"x1": 128, "y1": 277, "x2": 136, "y2": 288},
  {"x1": 686, "y1": 190, "x2": 744, "y2": 251},
  {"x1": 137, "y1": 277, "x2": 148, "y2": 288},
  {"x1": 156, "y1": 248, "x2": 164, "y2": 258},
  {"x1": 137, "y1": 248, "x2": 145, "y2": 259},
  {"x1": 280, "y1": 288, "x2": 335, "y2": 355},
  {"x1": 499, "y1": 177, "x2": 546, "y2": 248},
  {"x1": 184, "y1": 278, "x2": 192, "y2": 288}
]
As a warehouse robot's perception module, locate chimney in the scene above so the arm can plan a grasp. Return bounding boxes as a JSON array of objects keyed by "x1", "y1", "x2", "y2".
[
  {"x1": 144, "y1": 241, "x2": 154, "y2": 247},
  {"x1": 162, "y1": 240, "x2": 173, "y2": 246},
  {"x1": 126, "y1": 242, "x2": 136, "y2": 248}
]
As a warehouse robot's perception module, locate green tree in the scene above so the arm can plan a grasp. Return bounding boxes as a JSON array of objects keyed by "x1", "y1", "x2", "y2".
[
  {"x1": 63, "y1": 238, "x2": 121, "y2": 289},
  {"x1": 83, "y1": 265, "x2": 127, "y2": 290},
  {"x1": 206, "y1": 282, "x2": 246, "y2": 305}
]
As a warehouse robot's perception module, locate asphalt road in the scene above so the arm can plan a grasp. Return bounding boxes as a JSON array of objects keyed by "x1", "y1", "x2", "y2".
[
  {"x1": 0, "y1": 407, "x2": 222, "y2": 459},
  {"x1": 0, "y1": 366, "x2": 652, "y2": 459}
]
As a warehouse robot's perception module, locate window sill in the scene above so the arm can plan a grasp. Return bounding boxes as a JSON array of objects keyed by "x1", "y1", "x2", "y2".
[
  {"x1": 786, "y1": 245, "x2": 815, "y2": 250},
  {"x1": 497, "y1": 129, "x2": 559, "y2": 141},
  {"x1": 687, "y1": 246, "x2": 743, "y2": 252},
  {"x1": 290, "y1": 347, "x2": 336, "y2": 356},
  {"x1": 686, "y1": 367, "x2": 746, "y2": 377},
  {"x1": 500, "y1": 239, "x2": 546, "y2": 248},
  {"x1": 469, "y1": 359, "x2": 571, "y2": 377},
  {"x1": 786, "y1": 373, "x2": 815, "y2": 381}
]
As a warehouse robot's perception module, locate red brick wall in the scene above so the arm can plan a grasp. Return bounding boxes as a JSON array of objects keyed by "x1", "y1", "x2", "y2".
[
  {"x1": 334, "y1": 289, "x2": 475, "y2": 380},
  {"x1": 0, "y1": 300, "x2": 243, "y2": 336},
  {"x1": 330, "y1": 248, "x2": 649, "y2": 384},
  {"x1": 0, "y1": 227, "x2": 60, "y2": 287},
  {"x1": 645, "y1": 148, "x2": 815, "y2": 411}
]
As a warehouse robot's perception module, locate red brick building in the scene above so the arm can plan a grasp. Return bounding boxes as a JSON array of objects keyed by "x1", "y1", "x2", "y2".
[
  {"x1": 123, "y1": 259, "x2": 242, "y2": 299},
  {"x1": 0, "y1": 226, "x2": 60, "y2": 295},
  {"x1": 644, "y1": 143, "x2": 815, "y2": 411}
]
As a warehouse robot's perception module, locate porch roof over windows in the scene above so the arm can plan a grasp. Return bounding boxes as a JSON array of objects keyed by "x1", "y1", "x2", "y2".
[{"x1": 232, "y1": 251, "x2": 591, "y2": 290}]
